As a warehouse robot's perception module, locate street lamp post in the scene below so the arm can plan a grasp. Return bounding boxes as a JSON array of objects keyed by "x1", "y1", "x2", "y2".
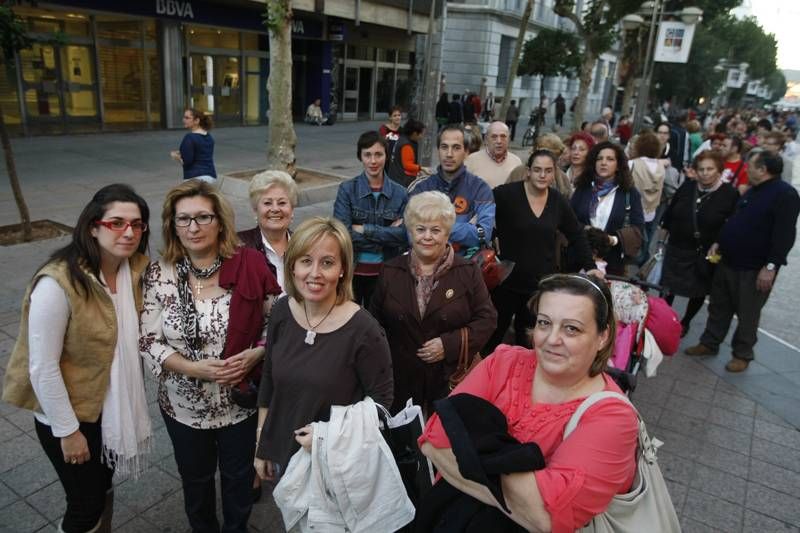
[{"x1": 629, "y1": 1, "x2": 703, "y2": 133}]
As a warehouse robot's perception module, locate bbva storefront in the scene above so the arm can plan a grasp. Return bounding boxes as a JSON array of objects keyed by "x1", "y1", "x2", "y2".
[{"x1": 0, "y1": 0, "x2": 418, "y2": 135}]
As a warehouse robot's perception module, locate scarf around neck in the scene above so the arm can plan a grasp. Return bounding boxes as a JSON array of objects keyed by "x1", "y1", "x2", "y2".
[
  {"x1": 100, "y1": 260, "x2": 152, "y2": 478},
  {"x1": 590, "y1": 178, "x2": 618, "y2": 219},
  {"x1": 409, "y1": 244, "x2": 455, "y2": 317}
]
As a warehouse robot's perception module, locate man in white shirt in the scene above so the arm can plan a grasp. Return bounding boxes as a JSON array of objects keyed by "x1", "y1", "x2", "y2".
[{"x1": 465, "y1": 121, "x2": 522, "y2": 188}]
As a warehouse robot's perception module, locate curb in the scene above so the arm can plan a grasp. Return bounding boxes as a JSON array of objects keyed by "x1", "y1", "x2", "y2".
[{"x1": 219, "y1": 167, "x2": 349, "y2": 207}]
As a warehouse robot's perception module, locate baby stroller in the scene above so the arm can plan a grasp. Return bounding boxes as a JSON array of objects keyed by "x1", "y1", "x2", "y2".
[{"x1": 604, "y1": 275, "x2": 681, "y2": 397}]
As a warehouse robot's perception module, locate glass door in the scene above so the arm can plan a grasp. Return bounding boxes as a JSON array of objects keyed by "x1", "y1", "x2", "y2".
[
  {"x1": 189, "y1": 54, "x2": 241, "y2": 124},
  {"x1": 358, "y1": 67, "x2": 373, "y2": 119},
  {"x1": 19, "y1": 42, "x2": 99, "y2": 133},
  {"x1": 342, "y1": 66, "x2": 358, "y2": 120}
]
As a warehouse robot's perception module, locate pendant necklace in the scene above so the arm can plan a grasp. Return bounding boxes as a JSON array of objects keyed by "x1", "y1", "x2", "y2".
[
  {"x1": 303, "y1": 300, "x2": 336, "y2": 345},
  {"x1": 187, "y1": 256, "x2": 222, "y2": 297}
]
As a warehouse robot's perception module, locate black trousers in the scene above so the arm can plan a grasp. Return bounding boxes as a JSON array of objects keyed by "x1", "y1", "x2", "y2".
[
  {"x1": 699, "y1": 262, "x2": 771, "y2": 361},
  {"x1": 506, "y1": 120, "x2": 518, "y2": 141},
  {"x1": 483, "y1": 284, "x2": 534, "y2": 355},
  {"x1": 353, "y1": 274, "x2": 379, "y2": 308},
  {"x1": 35, "y1": 418, "x2": 114, "y2": 533},
  {"x1": 162, "y1": 409, "x2": 257, "y2": 533}
]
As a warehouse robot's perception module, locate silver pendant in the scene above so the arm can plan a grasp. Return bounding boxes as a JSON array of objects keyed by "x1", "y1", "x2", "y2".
[{"x1": 305, "y1": 330, "x2": 316, "y2": 345}]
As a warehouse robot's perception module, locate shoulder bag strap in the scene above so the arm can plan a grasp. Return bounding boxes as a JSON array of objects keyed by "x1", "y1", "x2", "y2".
[
  {"x1": 690, "y1": 185, "x2": 703, "y2": 251},
  {"x1": 732, "y1": 160, "x2": 745, "y2": 182},
  {"x1": 623, "y1": 191, "x2": 632, "y2": 227},
  {"x1": 563, "y1": 391, "x2": 635, "y2": 439}
]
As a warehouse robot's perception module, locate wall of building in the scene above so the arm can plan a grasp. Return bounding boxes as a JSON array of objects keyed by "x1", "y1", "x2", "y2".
[{"x1": 441, "y1": 1, "x2": 620, "y2": 127}]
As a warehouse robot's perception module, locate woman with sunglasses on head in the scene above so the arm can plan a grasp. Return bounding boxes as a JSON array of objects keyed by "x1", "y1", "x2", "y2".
[
  {"x1": 418, "y1": 274, "x2": 638, "y2": 532},
  {"x1": 3, "y1": 184, "x2": 153, "y2": 533},
  {"x1": 140, "y1": 181, "x2": 280, "y2": 532}
]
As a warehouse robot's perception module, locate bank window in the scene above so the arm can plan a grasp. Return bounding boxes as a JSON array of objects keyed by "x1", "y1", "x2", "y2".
[
  {"x1": 376, "y1": 49, "x2": 396, "y2": 63},
  {"x1": 347, "y1": 46, "x2": 374, "y2": 61},
  {"x1": 397, "y1": 50, "x2": 413, "y2": 65},
  {"x1": 188, "y1": 27, "x2": 239, "y2": 49},
  {"x1": 17, "y1": 6, "x2": 90, "y2": 37},
  {"x1": 241, "y1": 32, "x2": 259, "y2": 50},
  {"x1": 97, "y1": 19, "x2": 142, "y2": 41}
]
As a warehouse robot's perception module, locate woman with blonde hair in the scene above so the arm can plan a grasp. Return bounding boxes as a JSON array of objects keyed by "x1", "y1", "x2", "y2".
[
  {"x1": 254, "y1": 217, "x2": 393, "y2": 482},
  {"x1": 370, "y1": 192, "x2": 496, "y2": 415},
  {"x1": 507, "y1": 133, "x2": 572, "y2": 197},
  {"x1": 140, "y1": 180, "x2": 280, "y2": 532},
  {"x1": 238, "y1": 170, "x2": 299, "y2": 291}
]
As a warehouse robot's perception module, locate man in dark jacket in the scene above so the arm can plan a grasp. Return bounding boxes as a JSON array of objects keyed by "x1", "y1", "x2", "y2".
[
  {"x1": 685, "y1": 152, "x2": 800, "y2": 372},
  {"x1": 448, "y1": 94, "x2": 463, "y2": 124}
]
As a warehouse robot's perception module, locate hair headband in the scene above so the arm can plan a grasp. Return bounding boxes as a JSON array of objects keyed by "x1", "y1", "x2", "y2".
[{"x1": 540, "y1": 273, "x2": 610, "y2": 317}]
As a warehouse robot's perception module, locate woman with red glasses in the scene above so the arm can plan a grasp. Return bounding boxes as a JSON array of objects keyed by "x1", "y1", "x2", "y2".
[{"x1": 3, "y1": 184, "x2": 154, "y2": 533}]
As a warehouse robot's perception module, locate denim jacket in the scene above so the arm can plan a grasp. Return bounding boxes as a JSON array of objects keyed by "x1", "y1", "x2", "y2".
[{"x1": 333, "y1": 172, "x2": 409, "y2": 258}]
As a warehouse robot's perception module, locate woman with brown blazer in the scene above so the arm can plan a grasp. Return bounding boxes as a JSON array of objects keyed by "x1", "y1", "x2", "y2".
[{"x1": 370, "y1": 191, "x2": 497, "y2": 415}]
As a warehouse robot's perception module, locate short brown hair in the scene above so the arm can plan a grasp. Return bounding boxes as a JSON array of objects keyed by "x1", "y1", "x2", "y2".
[
  {"x1": 632, "y1": 132, "x2": 662, "y2": 159},
  {"x1": 160, "y1": 181, "x2": 239, "y2": 264},
  {"x1": 283, "y1": 217, "x2": 354, "y2": 305},
  {"x1": 692, "y1": 150, "x2": 724, "y2": 173},
  {"x1": 528, "y1": 273, "x2": 616, "y2": 377}
]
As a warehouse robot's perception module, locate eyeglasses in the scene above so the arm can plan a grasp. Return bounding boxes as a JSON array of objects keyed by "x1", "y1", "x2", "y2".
[
  {"x1": 174, "y1": 214, "x2": 216, "y2": 227},
  {"x1": 95, "y1": 220, "x2": 148, "y2": 233}
]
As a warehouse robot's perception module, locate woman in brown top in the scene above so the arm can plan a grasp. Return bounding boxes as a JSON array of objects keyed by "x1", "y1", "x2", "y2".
[
  {"x1": 254, "y1": 217, "x2": 393, "y2": 481},
  {"x1": 370, "y1": 191, "x2": 497, "y2": 415}
]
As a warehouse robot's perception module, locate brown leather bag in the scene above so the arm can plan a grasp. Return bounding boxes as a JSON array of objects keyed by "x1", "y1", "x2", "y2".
[{"x1": 448, "y1": 327, "x2": 483, "y2": 390}]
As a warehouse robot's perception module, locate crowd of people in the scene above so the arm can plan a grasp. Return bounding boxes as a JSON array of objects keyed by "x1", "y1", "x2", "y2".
[{"x1": 2, "y1": 101, "x2": 799, "y2": 533}]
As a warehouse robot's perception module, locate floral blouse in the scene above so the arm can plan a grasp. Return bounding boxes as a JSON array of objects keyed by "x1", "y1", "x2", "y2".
[{"x1": 139, "y1": 260, "x2": 265, "y2": 429}]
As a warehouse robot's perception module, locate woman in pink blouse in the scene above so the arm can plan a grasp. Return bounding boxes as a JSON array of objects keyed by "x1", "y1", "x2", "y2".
[{"x1": 419, "y1": 273, "x2": 638, "y2": 532}]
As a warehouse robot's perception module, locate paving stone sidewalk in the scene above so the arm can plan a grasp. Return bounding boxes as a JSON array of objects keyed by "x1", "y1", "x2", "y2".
[{"x1": 1, "y1": 124, "x2": 800, "y2": 532}]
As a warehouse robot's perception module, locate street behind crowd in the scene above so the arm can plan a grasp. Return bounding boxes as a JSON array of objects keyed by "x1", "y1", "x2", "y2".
[{"x1": 1, "y1": 121, "x2": 800, "y2": 532}]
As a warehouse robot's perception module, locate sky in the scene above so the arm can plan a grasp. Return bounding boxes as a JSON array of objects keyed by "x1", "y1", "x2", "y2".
[{"x1": 732, "y1": 0, "x2": 800, "y2": 71}]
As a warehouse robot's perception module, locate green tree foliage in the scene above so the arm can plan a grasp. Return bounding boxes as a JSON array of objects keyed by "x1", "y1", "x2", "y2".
[
  {"x1": 519, "y1": 28, "x2": 581, "y2": 135},
  {"x1": 519, "y1": 28, "x2": 582, "y2": 80},
  {"x1": 553, "y1": 0, "x2": 642, "y2": 126},
  {"x1": 653, "y1": 13, "x2": 779, "y2": 107}
]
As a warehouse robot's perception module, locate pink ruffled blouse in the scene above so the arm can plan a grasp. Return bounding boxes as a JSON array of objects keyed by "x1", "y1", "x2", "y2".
[{"x1": 419, "y1": 345, "x2": 638, "y2": 532}]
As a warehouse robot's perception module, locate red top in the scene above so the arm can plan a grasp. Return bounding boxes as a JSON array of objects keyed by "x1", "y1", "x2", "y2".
[
  {"x1": 722, "y1": 159, "x2": 748, "y2": 188},
  {"x1": 419, "y1": 345, "x2": 638, "y2": 532}
]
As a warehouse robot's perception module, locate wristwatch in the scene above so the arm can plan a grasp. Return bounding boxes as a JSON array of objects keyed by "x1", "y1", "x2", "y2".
[{"x1": 766, "y1": 263, "x2": 776, "y2": 272}]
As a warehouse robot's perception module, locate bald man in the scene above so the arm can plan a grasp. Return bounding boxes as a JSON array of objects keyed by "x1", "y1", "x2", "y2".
[{"x1": 465, "y1": 121, "x2": 523, "y2": 188}]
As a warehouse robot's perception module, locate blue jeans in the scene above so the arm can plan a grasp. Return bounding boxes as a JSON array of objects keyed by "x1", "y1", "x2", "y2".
[{"x1": 162, "y1": 409, "x2": 257, "y2": 533}]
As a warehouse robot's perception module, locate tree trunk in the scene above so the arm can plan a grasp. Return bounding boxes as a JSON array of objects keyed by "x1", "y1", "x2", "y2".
[
  {"x1": 498, "y1": 0, "x2": 535, "y2": 122},
  {"x1": 0, "y1": 92, "x2": 32, "y2": 241},
  {"x1": 266, "y1": 2, "x2": 297, "y2": 175},
  {"x1": 534, "y1": 76, "x2": 545, "y2": 140},
  {"x1": 573, "y1": 51, "x2": 596, "y2": 130},
  {"x1": 419, "y1": 0, "x2": 439, "y2": 167},
  {"x1": 620, "y1": 70, "x2": 637, "y2": 120}
]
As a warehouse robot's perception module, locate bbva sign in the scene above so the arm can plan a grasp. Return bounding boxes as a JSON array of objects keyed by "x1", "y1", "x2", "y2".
[{"x1": 156, "y1": 0, "x2": 195, "y2": 19}]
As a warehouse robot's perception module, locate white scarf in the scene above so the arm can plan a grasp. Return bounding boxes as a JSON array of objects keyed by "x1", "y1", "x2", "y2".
[{"x1": 100, "y1": 260, "x2": 152, "y2": 478}]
